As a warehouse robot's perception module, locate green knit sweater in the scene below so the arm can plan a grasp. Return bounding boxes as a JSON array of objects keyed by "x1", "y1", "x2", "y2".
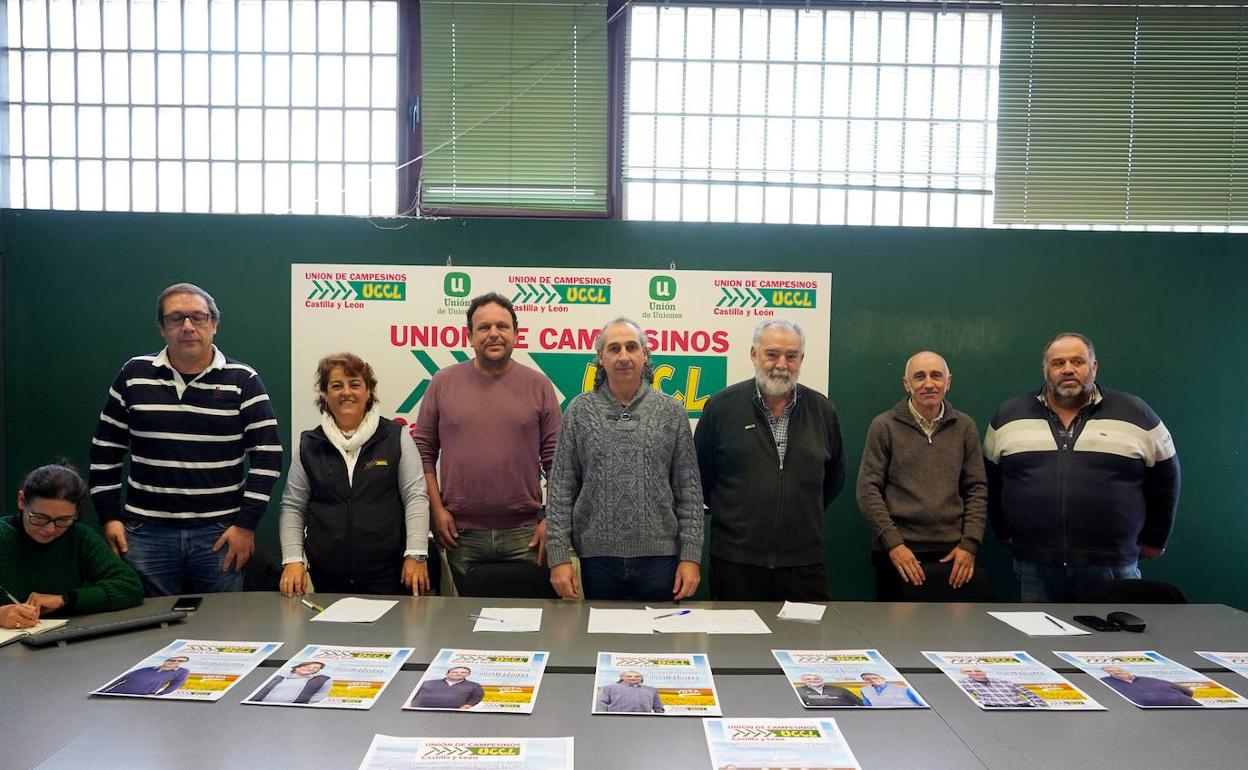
[{"x1": 0, "y1": 515, "x2": 143, "y2": 614}]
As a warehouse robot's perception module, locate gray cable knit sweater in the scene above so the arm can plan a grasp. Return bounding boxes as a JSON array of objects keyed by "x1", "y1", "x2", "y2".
[{"x1": 544, "y1": 383, "x2": 704, "y2": 566}]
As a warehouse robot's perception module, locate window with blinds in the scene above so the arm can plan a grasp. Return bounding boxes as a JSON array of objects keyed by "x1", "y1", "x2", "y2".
[
  {"x1": 418, "y1": 0, "x2": 609, "y2": 215},
  {"x1": 996, "y1": 1, "x2": 1248, "y2": 226}
]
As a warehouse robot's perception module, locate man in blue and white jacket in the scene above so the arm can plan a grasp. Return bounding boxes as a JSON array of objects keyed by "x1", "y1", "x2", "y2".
[{"x1": 984, "y1": 332, "x2": 1180, "y2": 602}]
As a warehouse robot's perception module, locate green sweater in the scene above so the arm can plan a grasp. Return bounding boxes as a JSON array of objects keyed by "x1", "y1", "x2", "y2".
[{"x1": 0, "y1": 515, "x2": 143, "y2": 614}]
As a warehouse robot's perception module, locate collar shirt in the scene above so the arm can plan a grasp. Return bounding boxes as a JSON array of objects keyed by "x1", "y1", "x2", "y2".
[
  {"x1": 907, "y1": 398, "x2": 946, "y2": 438},
  {"x1": 960, "y1": 677, "x2": 1047, "y2": 708},
  {"x1": 1038, "y1": 386, "x2": 1104, "y2": 444},
  {"x1": 754, "y1": 383, "x2": 799, "y2": 468}
]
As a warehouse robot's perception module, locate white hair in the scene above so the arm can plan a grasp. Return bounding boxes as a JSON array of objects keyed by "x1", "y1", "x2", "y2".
[{"x1": 752, "y1": 318, "x2": 806, "y2": 350}]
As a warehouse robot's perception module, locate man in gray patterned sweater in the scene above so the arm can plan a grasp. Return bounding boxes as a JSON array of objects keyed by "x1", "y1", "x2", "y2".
[{"x1": 545, "y1": 318, "x2": 704, "y2": 601}]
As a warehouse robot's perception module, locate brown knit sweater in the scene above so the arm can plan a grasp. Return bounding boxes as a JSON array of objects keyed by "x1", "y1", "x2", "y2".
[{"x1": 856, "y1": 399, "x2": 988, "y2": 553}]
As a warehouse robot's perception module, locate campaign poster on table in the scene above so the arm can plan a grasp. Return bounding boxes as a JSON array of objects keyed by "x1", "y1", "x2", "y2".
[
  {"x1": 357, "y1": 735, "x2": 573, "y2": 770},
  {"x1": 702, "y1": 718, "x2": 863, "y2": 770},
  {"x1": 92, "y1": 639, "x2": 281, "y2": 701},
  {"x1": 290, "y1": 265, "x2": 832, "y2": 433},
  {"x1": 1057, "y1": 651, "x2": 1248, "y2": 709},
  {"x1": 772, "y1": 649, "x2": 927, "y2": 709},
  {"x1": 1197, "y1": 651, "x2": 1248, "y2": 682},
  {"x1": 404, "y1": 648, "x2": 549, "y2": 713},
  {"x1": 592, "y1": 651, "x2": 721, "y2": 716},
  {"x1": 242, "y1": 644, "x2": 412, "y2": 710},
  {"x1": 923, "y1": 650, "x2": 1105, "y2": 711}
]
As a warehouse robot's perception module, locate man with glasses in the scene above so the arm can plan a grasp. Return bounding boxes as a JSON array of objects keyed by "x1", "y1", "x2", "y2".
[
  {"x1": 101, "y1": 656, "x2": 192, "y2": 697},
  {"x1": 88, "y1": 283, "x2": 283, "y2": 595}
]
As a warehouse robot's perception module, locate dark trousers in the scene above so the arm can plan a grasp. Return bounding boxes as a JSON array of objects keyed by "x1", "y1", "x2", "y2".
[
  {"x1": 871, "y1": 545, "x2": 954, "y2": 601},
  {"x1": 579, "y1": 555, "x2": 678, "y2": 601},
  {"x1": 313, "y1": 541, "x2": 443, "y2": 596},
  {"x1": 709, "y1": 555, "x2": 833, "y2": 601}
]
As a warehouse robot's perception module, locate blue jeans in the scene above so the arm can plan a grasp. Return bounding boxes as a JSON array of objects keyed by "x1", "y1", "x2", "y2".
[
  {"x1": 123, "y1": 518, "x2": 246, "y2": 596},
  {"x1": 579, "y1": 555, "x2": 678, "y2": 601},
  {"x1": 1013, "y1": 558, "x2": 1141, "y2": 603}
]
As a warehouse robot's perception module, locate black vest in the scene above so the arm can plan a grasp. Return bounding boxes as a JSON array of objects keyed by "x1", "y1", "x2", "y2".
[{"x1": 300, "y1": 418, "x2": 406, "y2": 589}]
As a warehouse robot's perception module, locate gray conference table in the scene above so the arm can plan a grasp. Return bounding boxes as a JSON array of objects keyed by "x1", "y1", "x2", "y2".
[
  {"x1": 5, "y1": 595, "x2": 1248, "y2": 769},
  {"x1": 832, "y1": 601, "x2": 1248, "y2": 672},
  {"x1": 2, "y1": 657, "x2": 984, "y2": 770},
  {"x1": 1, "y1": 594, "x2": 878, "y2": 671},
  {"x1": 909, "y1": 672, "x2": 1248, "y2": 770}
]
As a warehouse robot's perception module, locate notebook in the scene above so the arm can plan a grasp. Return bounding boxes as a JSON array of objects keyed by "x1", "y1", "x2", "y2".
[{"x1": 0, "y1": 618, "x2": 68, "y2": 647}]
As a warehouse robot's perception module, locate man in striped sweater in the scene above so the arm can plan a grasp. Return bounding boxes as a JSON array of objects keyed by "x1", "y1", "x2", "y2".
[{"x1": 89, "y1": 283, "x2": 283, "y2": 595}]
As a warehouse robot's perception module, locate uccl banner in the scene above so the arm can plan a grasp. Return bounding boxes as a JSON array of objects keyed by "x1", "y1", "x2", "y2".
[{"x1": 290, "y1": 265, "x2": 831, "y2": 435}]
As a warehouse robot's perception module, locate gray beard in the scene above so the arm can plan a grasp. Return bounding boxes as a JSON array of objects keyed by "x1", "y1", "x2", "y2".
[
  {"x1": 1047, "y1": 382, "x2": 1093, "y2": 409},
  {"x1": 756, "y1": 372, "x2": 796, "y2": 398}
]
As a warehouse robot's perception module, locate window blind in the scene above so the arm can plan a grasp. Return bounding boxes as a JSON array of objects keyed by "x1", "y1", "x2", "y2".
[
  {"x1": 996, "y1": 1, "x2": 1247, "y2": 225},
  {"x1": 419, "y1": 0, "x2": 609, "y2": 214}
]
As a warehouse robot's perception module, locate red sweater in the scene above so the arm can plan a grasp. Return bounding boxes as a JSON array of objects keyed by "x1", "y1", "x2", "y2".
[{"x1": 412, "y1": 360, "x2": 561, "y2": 529}]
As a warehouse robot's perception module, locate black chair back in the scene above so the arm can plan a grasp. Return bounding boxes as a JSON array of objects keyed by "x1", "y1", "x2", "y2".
[
  {"x1": 898, "y1": 561, "x2": 995, "y2": 602},
  {"x1": 1086, "y1": 579, "x2": 1188, "y2": 604},
  {"x1": 460, "y1": 561, "x2": 558, "y2": 599}
]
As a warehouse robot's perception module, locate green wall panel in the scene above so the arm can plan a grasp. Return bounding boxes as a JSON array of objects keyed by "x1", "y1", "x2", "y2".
[{"x1": 4, "y1": 210, "x2": 1244, "y2": 607}]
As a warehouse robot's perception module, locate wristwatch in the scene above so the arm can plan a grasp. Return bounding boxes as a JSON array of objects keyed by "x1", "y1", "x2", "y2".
[{"x1": 411, "y1": 554, "x2": 429, "y2": 563}]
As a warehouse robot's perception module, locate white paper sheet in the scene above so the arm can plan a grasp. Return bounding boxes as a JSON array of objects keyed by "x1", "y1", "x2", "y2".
[
  {"x1": 472, "y1": 607, "x2": 543, "y2": 632},
  {"x1": 309, "y1": 597, "x2": 398, "y2": 623},
  {"x1": 987, "y1": 611, "x2": 1090, "y2": 636},
  {"x1": 587, "y1": 608, "x2": 653, "y2": 634},
  {"x1": 777, "y1": 601, "x2": 827, "y2": 623},
  {"x1": 707, "y1": 609, "x2": 771, "y2": 635}
]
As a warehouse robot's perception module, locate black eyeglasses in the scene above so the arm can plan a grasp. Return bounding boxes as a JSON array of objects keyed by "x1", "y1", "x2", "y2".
[
  {"x1": 161, "y1": 311, "x2": 213, "y2": 328},
  {"x1": 25, "y1": 507, "x2": 78, "y2": 529}
]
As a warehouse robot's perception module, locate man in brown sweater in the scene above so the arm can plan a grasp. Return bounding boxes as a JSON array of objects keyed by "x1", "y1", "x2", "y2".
[{"x1": 856, "y1": 351, "x2": 987, "y2": 600}]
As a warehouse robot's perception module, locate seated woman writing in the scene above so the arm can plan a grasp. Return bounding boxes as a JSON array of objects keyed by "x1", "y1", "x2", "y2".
[
  {"x1": 0, "y1": 462, "x2": 142, "y2": 629},
  {"x1": 279, "y1": 353, "x2": 432, "y2": 597}
]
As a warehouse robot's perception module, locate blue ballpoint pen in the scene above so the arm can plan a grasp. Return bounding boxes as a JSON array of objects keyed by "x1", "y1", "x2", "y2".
[{"x1": 654, "y1": 609, "x2": 692, "y2": 619}]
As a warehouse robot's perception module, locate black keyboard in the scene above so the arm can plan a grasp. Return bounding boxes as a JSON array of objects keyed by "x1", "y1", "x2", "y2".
[{"x1": 20, "y1": 611, "x2": 188, "y2": 648}]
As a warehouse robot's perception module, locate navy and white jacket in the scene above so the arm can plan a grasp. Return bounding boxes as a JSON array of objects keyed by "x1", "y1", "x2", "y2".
[
  {"x1": 89, "y1": 346, "x2": 283, "y2": 530},
  {"x1": 983, "y1": 386, "x2": 1179, "y2": 567}
]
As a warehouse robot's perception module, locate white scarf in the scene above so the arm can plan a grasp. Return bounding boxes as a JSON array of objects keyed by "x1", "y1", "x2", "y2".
[{"x1": 320, "y1": 408, "x2": 381, "y2": 485}]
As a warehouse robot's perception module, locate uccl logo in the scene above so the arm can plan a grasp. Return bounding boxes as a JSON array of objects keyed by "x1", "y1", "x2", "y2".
[
  {"x1": 649, "y1": 275, "x2": 677, "y2": 301},
  {"x1": 445, "y1": 272, "x2": 471, "y2": 297}
]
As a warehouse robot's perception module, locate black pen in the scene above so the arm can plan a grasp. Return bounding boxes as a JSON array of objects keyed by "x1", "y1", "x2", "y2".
[{"x1": 1045, "y1": 615, "x2": 1066, "y2": 630}]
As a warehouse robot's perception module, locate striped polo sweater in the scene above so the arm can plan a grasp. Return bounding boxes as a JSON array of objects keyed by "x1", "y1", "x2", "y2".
[
  {"x1": 89, "y1": 346, "x2": 283, "y2": 529},
  {"x1": 983, "y1": 385, "x2": 1180, "y2": 567}
]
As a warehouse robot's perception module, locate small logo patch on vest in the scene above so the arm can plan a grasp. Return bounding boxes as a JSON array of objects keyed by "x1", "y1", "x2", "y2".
[{"x1": 362, "y1": 459, "x2": 389, "y2": 470}]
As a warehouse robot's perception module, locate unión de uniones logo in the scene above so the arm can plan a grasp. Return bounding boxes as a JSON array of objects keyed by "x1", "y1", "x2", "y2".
[
  {"x1": 444, "y1": 272, "x2": 471, "y2": 297},
  {"x1": 649, "y1": 275, "x2": 677, "y2": 302}
]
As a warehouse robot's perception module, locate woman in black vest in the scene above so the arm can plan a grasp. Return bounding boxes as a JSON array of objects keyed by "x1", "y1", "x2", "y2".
[{"x1": 278, "y1": 353, "x2": 432, "y2": 596}]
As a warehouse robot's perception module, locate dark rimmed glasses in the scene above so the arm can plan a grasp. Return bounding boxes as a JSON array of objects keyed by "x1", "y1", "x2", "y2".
[
  {"x1": 160, "y1": 311, "x2": 213, "y2": 328},
  {"x1": 25, "y1": 507, "x2": 78, "y2": 529}
]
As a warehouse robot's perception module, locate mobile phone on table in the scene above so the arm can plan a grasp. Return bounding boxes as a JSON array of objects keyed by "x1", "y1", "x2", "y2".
[
  {"x1": 1072, "y1": 614, "x2": 1120, "y2": 632},
  {"x1": 172, "y1": 596, "x2": 203, "y2": 612}
]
